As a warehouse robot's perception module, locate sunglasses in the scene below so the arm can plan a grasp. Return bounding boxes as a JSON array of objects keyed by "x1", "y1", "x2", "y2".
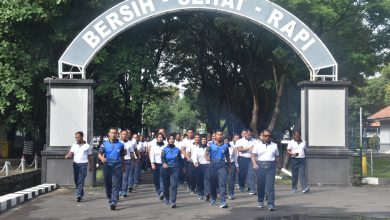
[{"x1": 263, "y1": 135, "x2": 271, "y2": 137}]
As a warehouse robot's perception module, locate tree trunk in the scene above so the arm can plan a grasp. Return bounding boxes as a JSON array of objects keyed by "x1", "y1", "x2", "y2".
[
  {"x1": 250, "y1": 94, "x2": 260, "y2": 135},
  {"x1": 268, "y1": 72, "x2": 286, "y2": 132}
]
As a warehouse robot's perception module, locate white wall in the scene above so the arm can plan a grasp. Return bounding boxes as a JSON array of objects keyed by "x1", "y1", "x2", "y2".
[
  {"x1": 380, "y1": 120, "x2": 390, "y2": 153},
  {"x1": 308, "y1": 89, "x2": 346, "y2": 147},
  {"x1": 49, "y1": 88, "x2": 88, "y2": 147}
]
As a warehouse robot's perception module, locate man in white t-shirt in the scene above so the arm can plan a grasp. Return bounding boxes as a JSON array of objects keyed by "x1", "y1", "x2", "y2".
[
  {"x1": 65, "y1": 131, "x2": 93, "y2": 202},
  {"x1": 175, "y1": 133, "x2": 186, "y2": 185},
  {"x1": 121, "y1": 131, "x2": 138, "y2": 196},
  {"x1": 251, "y1": 129, "x2": 280, "y2": 211},
  {"x1": 183, "y1": 129, "x2": 194, "y2": 190},
  {"x1": 287, "y1": 130, "x2": 310, "y2": 194},
  {"x1": 237, "y1": 129, "x2": 257, "y2": 194}
]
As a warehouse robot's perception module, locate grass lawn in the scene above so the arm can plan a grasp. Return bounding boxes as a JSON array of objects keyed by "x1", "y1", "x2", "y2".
[
  {"x1": 353, "y1": 157, "x2": 390, "y2": 178},
  {"x1": 96, "y1": 169, "x2": 103, "y2": 180}
]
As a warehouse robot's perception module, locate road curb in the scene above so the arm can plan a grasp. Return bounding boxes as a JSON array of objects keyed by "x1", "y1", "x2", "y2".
[{"x1": 0, "y1": 183, "x2": 57, "y2": 214}]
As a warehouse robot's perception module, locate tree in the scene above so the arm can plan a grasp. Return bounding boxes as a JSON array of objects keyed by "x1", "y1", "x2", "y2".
[{"x1": 171, "y1": 98, "x2": 200, "y2": 131}]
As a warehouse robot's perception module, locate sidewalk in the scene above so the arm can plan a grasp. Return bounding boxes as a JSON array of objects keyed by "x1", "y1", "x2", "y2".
[{"x1": 1, "y1": 184, "x2": 389, "y2": 220}]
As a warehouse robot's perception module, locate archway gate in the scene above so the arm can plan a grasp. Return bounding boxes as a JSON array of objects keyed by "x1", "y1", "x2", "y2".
[{"x1": 42, "y1": 0, "x2": 352, "y2": 186}]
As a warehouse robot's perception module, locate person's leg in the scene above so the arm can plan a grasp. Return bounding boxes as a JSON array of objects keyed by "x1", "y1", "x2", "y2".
[
  {"x1": 291, "y1": 158, "x2": 299, "y2": 191},
  {"x1": 134, "y1": 160, "x2": 141, "y2": 185},
  {"x1": 197, "y1": 165, "x2": 204, "y2": 197},
  {"x1": 218, "y1": 164, "x2": 228, "y2": 206},
  {"x1": 103, "y1": 165, "x2": 113, "y2": 202},
  {"x1": 73, "y1": 163, "x2": 79, "y2": 193},
  {"x1": 178, "y1": 160, "x2": 184, "y2": 185},
  {"x1": 247, "y1": 163, "x2": 256, "y2": 193},
  {"x1": 238, "y1": 157, "x2": 249, "y2": 190},
  {"x1": 187, "y1": 162, "x2": 196, "y2": 191},
  {"x1": 161, "y1": 167, "x2": 170, "y2": 203},
  {"x1": 228, "y1": 162, "x2": 236, "y2": 197},
  {"x1": 122, "y1": 160, "x2": 131, "y2": 195},
  {"x1": 159, "y1": 165, "x2": 164, "y2": 195},
  {"x1": 170, "y1": 169, "x2": 179, "y2": 204},
  {"x1": 129, "y1": 161, "x2": 135, "y2": 188},
  {"x1": 77, "y1": 163, "x2": 88, "y2": 198},
  {"x1": 203, "y1": 164, "x2": 211, "y2": 199},
  {"x1": 256, "y1": 167, "x2": 266, "y2": 204},
  {"x1": 153, "y1": 164, "x2": 160, "y2": 192},
  {"x1": 209, "y1": 164, "x2": 218, "y2": 203},
  {"x1": 111, "y1": 163, "x2": 122, "y2": 205},
  {"x1": 298, "y1": 159, "x2": 308, "y2": 191},
  {"x1": 265, "y1": 166, "x2": 276, "y2": 207}
]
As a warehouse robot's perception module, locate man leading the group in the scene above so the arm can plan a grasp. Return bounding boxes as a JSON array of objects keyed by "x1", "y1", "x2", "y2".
[
  {"x1": 205, "y1": 130, "x2": 231, "y2": 208},
  {"x1": 65, "y1": 131, "x2": 93, "y2": 202},
  {"x1": 98, "y1": 127, "x2": 125, "y2": 210}
]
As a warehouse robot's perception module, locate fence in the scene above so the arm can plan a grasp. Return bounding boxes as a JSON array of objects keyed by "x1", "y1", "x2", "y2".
[{"x1": 0, "y1": 154, "x2": 39, "y2": 177}]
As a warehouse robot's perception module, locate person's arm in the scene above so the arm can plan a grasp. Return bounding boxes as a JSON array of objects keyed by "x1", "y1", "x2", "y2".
[
  {"x1": 251, "y1": 153, "x2": 258, "y2": 170},
  {"x1": 234, "y1": 147, "x2": 239, "y2": 171},
  {"x1": 275, "y1": 156, "x2": 281, "y2": 169},
  {"x1": 192, "y1": 149, "x2": 199, "y2": 167},
  {"x1": 236, "y1": 140, "x2": 248, "y2": 152},
  {"x1": 287, "y1": 142, "x2": 295, "y2": 156},
  {"x1": 204, "y1": 147, "x2": 211, "y2": 162},
  {"x1": 161, "y1": 148, "x2": 168, "y2": 169},
  {"x1": 64, "y1": 149, "x2": 74, "y2": 159},
  {"x1": 225, "y1": 147, "x2": 232, "y2": 173},
  {"x1": 88, "y1": 154, "x2": 93, "y2": 172},
  {"x1": 98, "y1": 152, "x2": 106, "y2": 164},
  {"x1": 185, "y1": 145, "x2": 191, "y2": 161},
  {"x1": 120, "y1": 145, "x2": 126, "y2": 172},
  {"x1": 149, "y1": 146, "x2": 156, "y2": 170},
  {"x1": 251, "y1": 145, "x2": 259, "y2": 169},
  {"x1": 98, "y1": 145, "x2": 107, "y2": 164}
]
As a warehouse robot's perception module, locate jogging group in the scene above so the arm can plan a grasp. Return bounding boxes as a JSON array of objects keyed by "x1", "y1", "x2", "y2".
[{"x1": 65, "y1": 127, "x2": 310, "y2": 211}]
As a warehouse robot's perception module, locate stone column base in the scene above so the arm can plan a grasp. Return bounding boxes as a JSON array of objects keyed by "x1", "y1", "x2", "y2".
[{"x1": 306, "y1": 147, "x2": 353, "y2": 186}]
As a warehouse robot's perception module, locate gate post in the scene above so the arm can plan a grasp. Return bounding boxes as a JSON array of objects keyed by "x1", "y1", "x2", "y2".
[
  {"x1": 42, "y1": 79, "x2": 96, "y2": 186},
  {"x1": 299, "y1": 81, "x2": 353, "y2": 185}
]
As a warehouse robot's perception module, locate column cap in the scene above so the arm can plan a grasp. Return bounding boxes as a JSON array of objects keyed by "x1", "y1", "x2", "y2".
[
  {"x1": 44, "y1": 78, "x2": 95, "y2": 86},
  {"x1": 298, "y1": 81, "x2": 351, "y2": 88}
]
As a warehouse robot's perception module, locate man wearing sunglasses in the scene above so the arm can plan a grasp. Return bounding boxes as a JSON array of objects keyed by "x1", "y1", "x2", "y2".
[{"x1": 251, "y1": 129, "x2": 280, "y2": 211}]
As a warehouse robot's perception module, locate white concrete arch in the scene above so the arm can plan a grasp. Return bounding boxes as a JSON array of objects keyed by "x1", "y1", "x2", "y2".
[{"x1": 58, "y1": 0, "x2": 338, "y2": 81}]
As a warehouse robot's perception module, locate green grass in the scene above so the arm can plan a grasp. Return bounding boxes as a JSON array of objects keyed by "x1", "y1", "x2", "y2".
[
  {"x1": 353, "y1": 157, "x2": 390, "y2": 178},
  {"x1": 96, "y1": 169, "x2": 103, "y2": 180}
]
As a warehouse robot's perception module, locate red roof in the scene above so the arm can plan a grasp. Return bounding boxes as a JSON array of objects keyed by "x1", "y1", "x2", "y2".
[
  {"x1": 368, "y1": 106, "x2": 390, "y2": 120},
  {"x1": 370, "y1": 121, "x2": 380, "y2": 127}
]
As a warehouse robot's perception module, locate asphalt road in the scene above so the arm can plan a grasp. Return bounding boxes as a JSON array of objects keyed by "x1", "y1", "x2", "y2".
[{"x1": 1, "y1": 183, "x2": 390, "y2": 220}]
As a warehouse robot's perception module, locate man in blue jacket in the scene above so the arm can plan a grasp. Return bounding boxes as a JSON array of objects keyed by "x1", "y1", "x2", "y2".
[
  {"x1": 98, "y1": 127, "x2": 125, "y2": 210},
  {"x1": 205, "y1": 130, "x2": 231, "y2": 208}
]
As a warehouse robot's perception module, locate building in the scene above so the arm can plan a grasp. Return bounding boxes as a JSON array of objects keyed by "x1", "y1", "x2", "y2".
[{"x1": 368, "y1": 106, "x2": 390, "y2": 154}]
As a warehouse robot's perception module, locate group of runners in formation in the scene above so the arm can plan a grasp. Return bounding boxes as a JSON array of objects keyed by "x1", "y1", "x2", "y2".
[{"x1": 65, "y1": 127, "x2": 310, "y2": 212}]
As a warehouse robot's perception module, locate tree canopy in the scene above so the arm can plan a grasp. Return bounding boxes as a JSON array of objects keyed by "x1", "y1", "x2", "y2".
[{"x1": 0, "y1": 0, "x2": 389, "y2": 150}]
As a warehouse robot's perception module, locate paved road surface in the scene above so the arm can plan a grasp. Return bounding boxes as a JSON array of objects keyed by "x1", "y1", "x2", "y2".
[{"x1": 1, "y1": 183, "x2": 390, "y2": 220}]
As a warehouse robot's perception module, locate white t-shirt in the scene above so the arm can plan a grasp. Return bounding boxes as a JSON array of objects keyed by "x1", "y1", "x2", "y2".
[
  {"x1": 175, "y1": 140, "x2": 185, "y2": 159},
  {"x1": 236, "y1": 138, "x2": 256, "y2": 158},
  {"x1": 193, "y1": 147, "x2": 210, "y2": 165},
  {"x1": 149, "y1": 142, "x2": 165, "y2": 164},
  {"x1": 122, "y1": 139, "x2": 137, "y2": 160},
  {"x1": 70, "y1": 143, "x2": 92, "y2": 163},
  {"x1": 252, "y1": 141, "x2": 279, "y2": 162},
  {"x1": 149, "y1": 138, "x2": 167, "y2": 148},
  {"x1": 228, "y1": 141, "x2": 239, "y2": 167},
  {"x1": 187, "y1": 143, "x2": 199, "y2": 162},
  {"x1": 287, "y1": 140, "x2": 307, "y2": 158},
  {"x1": 137, "y1": 141, "x2": 147, "y2": 153}
]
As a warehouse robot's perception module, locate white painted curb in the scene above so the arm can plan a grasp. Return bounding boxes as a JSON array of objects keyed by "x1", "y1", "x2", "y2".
[{"x1": 0, "y1": 183, "x2": 57, "y2": 214}]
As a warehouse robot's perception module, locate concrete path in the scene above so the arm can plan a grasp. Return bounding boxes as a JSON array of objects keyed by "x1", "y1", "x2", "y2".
[{"x1": 1, "y1": 184, "x2": 389, "y2": 220}]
